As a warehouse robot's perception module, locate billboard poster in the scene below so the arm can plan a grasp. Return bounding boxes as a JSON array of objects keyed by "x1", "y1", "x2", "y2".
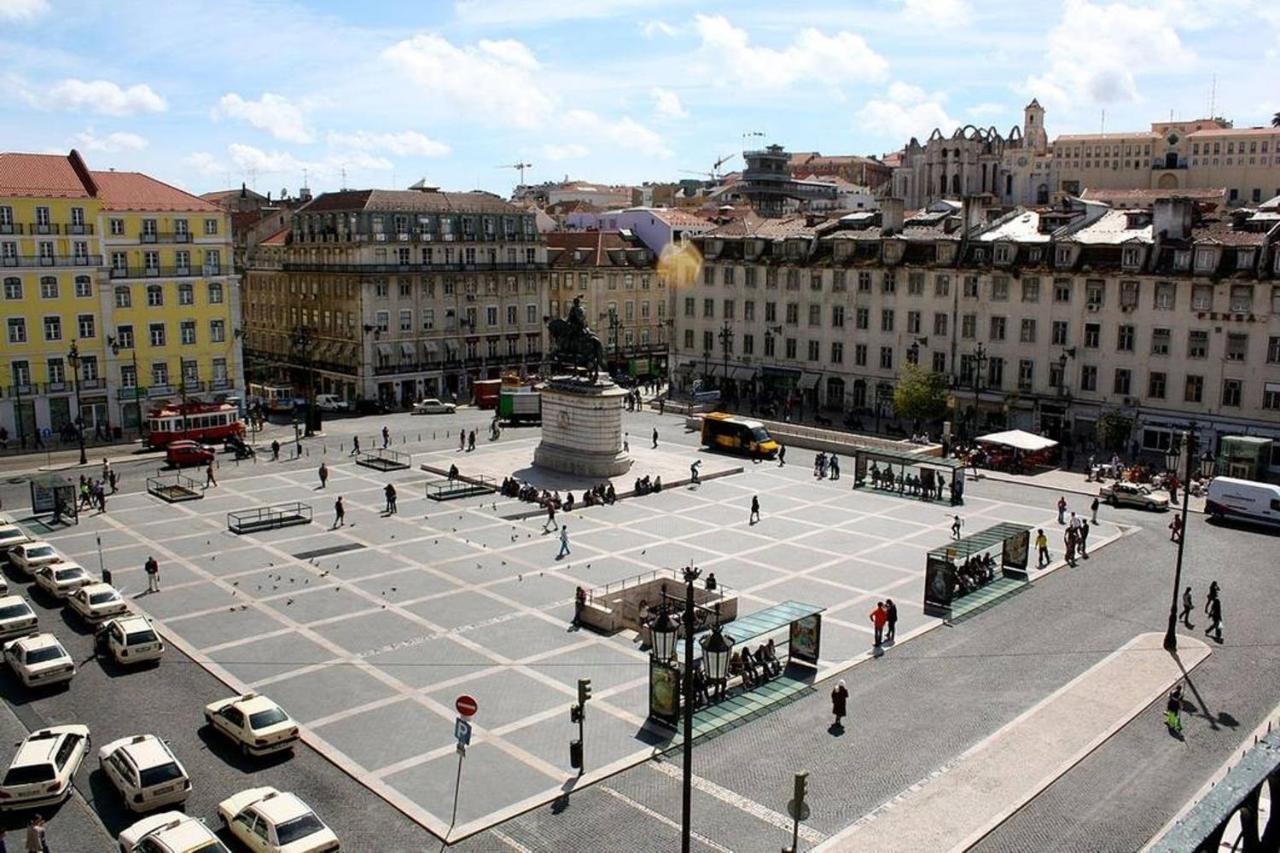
[
  {"x1": 648, "y1": 659, "x2": 681, "y2": 726},
  {"x1": 924, "y1": 555, "x2": 957, "y2": 611},
  {"x1": 789, "y1": 614, "x2": 822, "y2": 666},
  {"x1": 1002, "y1": 529, "x2": 1030, "y2": 571}
]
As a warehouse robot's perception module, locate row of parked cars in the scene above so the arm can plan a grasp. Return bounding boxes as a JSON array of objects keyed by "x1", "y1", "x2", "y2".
[{"x1": 0, "y1": 516, "x2": 340, "y2": 852}]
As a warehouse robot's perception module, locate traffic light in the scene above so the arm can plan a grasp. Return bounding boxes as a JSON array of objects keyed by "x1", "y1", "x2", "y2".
[
  {"x1": 570, "y1": 704, "x2": 583, "y2": 724},
  {"x1": 569, "y1": 738, "x2": 583, "y2": 770},
  {"x1": 577, "y1": 678, "x2": 592, "y2": 705}
]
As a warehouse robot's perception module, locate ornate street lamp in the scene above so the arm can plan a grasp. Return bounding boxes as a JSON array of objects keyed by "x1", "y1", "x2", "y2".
[
  {"x1": 1164, "y1": 423, "x2": 1208, "y2": 652},
  {"x1": 699, "y1": 619, "x2": 734, "y2": 682},
  {"x1": 650, "y1": 604, "x2": 679, "y2": 661},
  {"x1": 66, "y1": 341, "x2": 87, "y2": 465}
]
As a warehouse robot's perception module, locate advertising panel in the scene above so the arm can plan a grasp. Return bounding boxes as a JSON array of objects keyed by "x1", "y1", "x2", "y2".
[{"x1": 789, "y1": 614, "x2": 822, "y2": 666}]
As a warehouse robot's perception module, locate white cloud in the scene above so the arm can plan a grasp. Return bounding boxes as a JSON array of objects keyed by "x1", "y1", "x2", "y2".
[
  {"x1": 652, "y1": 87, "x2": 688, "y2": 120},
  {"x1": 327, "y1": 130, "x2": 450, "y2": 157},
  {"x1": 541, "y1": 143, "x2": 590, "y2": 161},
  {"x1": 71, "y1": 128, "x2": 148, "y2": 153},
  {"x1": 383, "y1": 33, "x2": 555, "y2": 129},
  {"x1": 45, "y1": 79, "x2": 166, "y2": 116},
  {"x1": 896, "y1": 0, "x2": 971, "y2": 27},
  {"x1": 227, "y1": 143, "x2": 392, "y2": 181},
  {"x1": 454, "y1": 0, "x2": 654, "y2": 25},
  {"x1": 0, "y1": 0, "x2": 48, "y2": 20},
  {"x1": 184, "y1": 152, "x2": 225, "y2": 178},
  {"x1": 967, "y1": 102, "x2": 1009, "y2": 119},
  {"x1": 1025, "y1": 0, "x2": 1194, "y2": 108},
  {"x1": 563, "y1": 109, "x2": 672, "y2": 158},
  {"x1": 642, "y1": 19, "x2": 679, "y2": 37},
  {"x1": 856, "y1": 82, "x2": 957, "y2": 141},
  {"x1": 214, "y1": 92, "x2": 313, "y2": 143},
  {"x1": 693, "y1": 15, "x2": 888, "y2": 92}
]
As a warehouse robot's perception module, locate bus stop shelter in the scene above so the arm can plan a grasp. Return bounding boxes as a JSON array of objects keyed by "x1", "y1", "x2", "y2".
[
  {"x1": 852, "y1": 447, "x2": 967, "y2": 505},
  {"x1": 29, "y1": 473, "x2": 77, "y2": 525},
  {"x1": 923, "y1": 522, "x2": 1031, "y2": 615}
]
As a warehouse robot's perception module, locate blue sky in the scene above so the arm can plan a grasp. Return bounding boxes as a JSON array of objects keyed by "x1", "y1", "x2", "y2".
[{"x1": 3, "y1": 0, "x2": 1278, "y2": 198}]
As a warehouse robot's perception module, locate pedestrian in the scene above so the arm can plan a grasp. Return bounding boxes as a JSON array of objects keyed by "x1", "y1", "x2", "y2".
[
  {"x1": 1068, "y1": 511, "x2": 1081, "y2": 534},
  {"x1": 333, "y1": 496, "x2": 345, "y2": 528},
  {"x1": 318, "y1": 462, "x2": 329, "y2": 488},
  {"x1": 24, "y1": 815, "x2": 45, "y2": 853},
  {"x1": 777, "y1": 444, "x2": 786, "y2": 467},
  {"x1": 144, "y1": 556, "x2": 160, "y2": 593},
  {"x1": 829, "y1": 454, "x2": 840, "y2": 480},
  {"x1": 381, "y1": 425, "x2": 390, "y2": 449},
  {"x1": 1035, "y1": 528, "x2": 1050, "y2": 568},
  {"x1": 460, "y1": 429, "x2": 466, "y2": 451},
  {"x1": 749, "y1": 495, "x2": 760, "y2": 525},
  {"x1": 869, "y1": 601, "x2": 888, "y2": 647},
  {"x1": 658, "y1": 398, "x2": 665, "y2": 416},
  {"x1": 205, "y1": 461, "x2": 217, "y2": 488},
  {"x1": 690, "y1": 459, "x2": 701, "y2": 485},
  {"x1": 1205, "y1": 580, "x2": 1220, "y2": 613},
  {"x1": 351, "y1": 435, "x2": 361, "y2": 457},
  {"x1": 102, "y1": 457, "x2": 111, "y2": 484},
  {"x1": 1206, "y1": 595, "x2": 1223, "y2": 642},
  {"x1": 1169, "y1": 515, "x2": 1183, "y2": 543},
  {"x1": 271, "y1": 439, "x2": 281, "y2": 461},
  {"x1": 1079, "y1": 519, "x2": 1090, "y2": 559},
  {"x1": 295, "y1": 437, "x2": 302, "y2": 459},
  {"x1": 813, "y1": 451, "x2": 825, "y2": 479},
  {"x1": 936, "y1": 473, "x2": 945, "y2": 501},
  {"x1": 468, "y1": 430, "x2": 476, "y2": 452},
  {"x1": 831, "y1": 679, "x2": 849, "y2": 727},
  {"x1": 1165, "y1": 684, "x2": 1184, "y2": 734},
  {"x1": 543, "y1": 502, "x2": 558, "y2": 533},
  {"x1": 951, "y1": 514, "x2": 963, "y2": 540},
  {"x1": 557, "y1": 525, "x2": 571, "y2": 560},
  {"x1": 885, "y1": 598, "x2": 898, "y2": 642},
  {"x1": 623, "y1": 434, "x2": 630, "y2": 453},
  {"x1": 108, "y1": 468, "x2": 118, "y2": 493},
  {"x1": 652, "y1": 428, "x2": 659, "y2": 449},
  {"x1": 97, "y1": 482, "x2": 107, "y2": 514},
  {"x1": 1169, "y1": 477, "x2": 1179, "y2": 505},
  {"x1": 573, "y1": 586, "x2": 586, "y2": 628},
  {"x1": 1180, "y1": 586, "x2": 1194, "y2": 627},
  {"x1": 384, "y1": 483, "x2": 397, "y2": 514},
  {"x1": 1090, "y1": 496, "x2": 1099, "y2": 524},
  {"x1": 1057, "y1": 495, "x2": 1067, "y2": 524},
  {"x1": 1064, "y1": 528, "x2": 1077, "y2": 566}
]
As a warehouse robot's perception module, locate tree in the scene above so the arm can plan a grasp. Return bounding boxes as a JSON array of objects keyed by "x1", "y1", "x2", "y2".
[
  {"x1": 1272, "y1": 111, "x2": 1280, "y2": 128},
  {"x1": 1095, "y1": 411, "x2": 1133, "y2": 453},
  {"x1": 893, "y1": 363, "x2": 949, "y2": 430}
]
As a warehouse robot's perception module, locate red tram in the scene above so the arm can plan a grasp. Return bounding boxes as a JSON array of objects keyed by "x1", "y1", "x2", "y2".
[{"x1": 144, "y1": 402, "x2": 245, "y2": 449}]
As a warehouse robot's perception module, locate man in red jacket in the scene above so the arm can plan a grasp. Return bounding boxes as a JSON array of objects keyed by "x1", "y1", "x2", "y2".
[{"x1": 869, "y1": 601, "x2": 888, "y2": 647}]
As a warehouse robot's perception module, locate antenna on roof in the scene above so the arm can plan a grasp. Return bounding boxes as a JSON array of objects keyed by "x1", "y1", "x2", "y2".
[
  {"x1": 340, "y1": 165, "x2": 347, "y2": 191},
  {"x1": 1099, "y1": 109, "x2": 1105, "y2": 134},
  {"x1": 1209, "y1": 73, "x2": 1217, "y2": 118}
]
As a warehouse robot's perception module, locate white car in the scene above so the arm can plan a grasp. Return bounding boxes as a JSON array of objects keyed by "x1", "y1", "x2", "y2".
[
  {"x1": 0, "y1": 523, "x2": 30, "y2": 552},
  {"x1": 118, "y1": 812, "x2": 230, "y2": 853},
  {"x1": 4, "y1": 632, "x2": 76, "y2": 688},
  {"x1": 68, "y1": 582, "x2": 129, "y2": 622},
  {"x1": 411, "y1": 397, "x2": 456, "y2": 415},
  {"x1": 203, "y1": 693, "x2": 299, "y2": 757},
  {"x1": 7, "y1": 541, "x2": 61, "y2": 576},
  {"x1": 0, "y1": 596, "x2": 37, "y2": 641},
  {"x1": 313, "y1": 394, "x2": 349, "y2": 413},
  {"x1": 99, "y1": 615, "x2": 164, "y2": 665},
  {"x1": 98, "y1": 734, "x2": 191, "y2": 813},
  {"x1": 1098, "y1": 481, "x2": 1171, "y2": 511},
  {"x1": 33, "y1": 561, "x2": 93, "y2": 599},
  {"x1": 0, "y1": 724, "x2": 90, "y2": 811},
  {"x1": 219, "y1": 787, "x2": 340, "y2": 853}
]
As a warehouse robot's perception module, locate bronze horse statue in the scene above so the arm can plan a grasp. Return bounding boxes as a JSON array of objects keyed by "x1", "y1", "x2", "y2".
[{"x1": 546, "y1": 316, "x2": 606, "y2": 382}]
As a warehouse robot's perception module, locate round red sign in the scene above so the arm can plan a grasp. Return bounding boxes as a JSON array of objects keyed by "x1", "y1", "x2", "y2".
[{"x1": 456, "y1": 695, "x2": 478, "y2": 717}]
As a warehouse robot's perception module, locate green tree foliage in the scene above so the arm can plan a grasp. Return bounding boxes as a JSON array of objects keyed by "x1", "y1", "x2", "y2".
[
  {"x1": 893, "y1": 363, "x2": 949, "y2": 428},
  {"x1": 1095, "y1": 411, "x2": 1133, "y2": 452}
]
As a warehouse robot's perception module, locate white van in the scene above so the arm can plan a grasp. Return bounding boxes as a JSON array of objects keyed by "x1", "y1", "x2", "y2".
[
  {"x1": 313, "y1": 394, "x2": 348, "y2": 413},
  {"x1": 1205, "y1": 477, "x2": 1280, "y2": 529}
]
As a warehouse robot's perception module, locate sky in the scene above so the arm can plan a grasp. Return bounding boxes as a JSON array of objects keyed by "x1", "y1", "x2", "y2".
[{"x1": 3, "y1": 0, "x2": 1278, "y2": 199}]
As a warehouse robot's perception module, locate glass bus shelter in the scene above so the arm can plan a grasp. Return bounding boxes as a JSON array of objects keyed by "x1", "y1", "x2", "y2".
[{"x1": 852, "y1": 447, "x2": 967, "y2": 505}]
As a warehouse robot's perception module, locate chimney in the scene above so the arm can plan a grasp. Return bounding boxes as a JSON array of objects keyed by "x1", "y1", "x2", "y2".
[
  {"x1": 881, "y1": 197, "x2": 904, "y2": 235},
  {"x1": 1153, "y1": 197, "x2": 1193, "y2": 241}
]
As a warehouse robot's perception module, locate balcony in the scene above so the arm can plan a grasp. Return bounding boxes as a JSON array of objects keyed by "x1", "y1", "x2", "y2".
[
  {"x1": 281, "y1": 260, "x2": 546, "y2": 274},
  {"x1": 1, "y1": 255, "x2": 103, "y2": 268},
  {"x1": 5, "y1": 384, "x2": 35, "y2": 398},
  {"x1": 109, "y1": 266, "x2": 214, "y2": 279},
  {"x1": 0, "y1": 223, "x2": 22, "y2": 235},
  {"x1": 148, "y1": 384, "x2": 175, "y2": 397},
  {"x1": 139, "y1": 231, "x2": 192, "y2": 243},
  {"x1": 64, "y1": 223, "x2": 95, "y2": 235},
  {"x1": 117, "y1": 386, "x2": 147, "y2": 401},
  {"x1": 79, "y1": 377, "x2": 106, "y2": 391},
  {"x1": 209, "y1": 378, "x2": 231, "y2": 391},
  {"x1": 28, "y1": 223, "x2": 60, "y2": 235},
  {"x1": 44, "y1": 381, "x2": 69, "y2": 393}
]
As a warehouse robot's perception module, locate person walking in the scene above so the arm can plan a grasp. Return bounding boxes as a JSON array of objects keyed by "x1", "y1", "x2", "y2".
[
  {"x1": 869, "y1": 602, "x2": 888, "y2": 647},
  {"x1": 777, "y1": 444, "x2": 786, "y2": 467},
  {"x1": 318, "y1": 462, "x2": 329, "y2": 488},
  {"x1": 1057, "y1": 495, "x2": 1068, "y2": 524},
  {"x1": 1090, "y1": 496, "x2": 1100, "y2": 524},
  {"x1": 652, "y1": 428, "x2": 659, "y2": 449},
  {"x1": 1078, "y1": 519, "x2": 1090, "y2": 559},
  {"x1": 381, "y1": 425, "x2": 390, "y2": 449},
  {"x1": 468, "y1": 430, "x2": 476, "y2": 452},
  {"x1": 384, "y1": 483, "x2": 398, "y2": 514},
  {"x1": 830, "y1": 680, "x2": 849, "y2": 728},
  {"x1": 951, "y1": 514, "x2": 963, "y2": 540},
  {"x1": 144, "y1": 556, "x2": 160, "y2": 593},
  {"x1": 689, "y1": 459, "x2": 702, "y2": 485},
  {"x1": 1165, "y1": 684, "x2": 1184, "y2": 734},
  {"x1": 1064, "y1": 528, "x2": 1077, "y2": 567},
  {"x1": 1206, "y1": 595, "x2": 1223, "y2": 643},
  {"x1": 24, "y1": 815, "x2": 45, "y2": 853},
  {"x1": 272, "y1": 438, "x2": 282, "y2": 460},
  {"x1": 557, "y1": 525, "x2": 571, "y2": 560},
  {"x1": 1206, "y1": 580, "x2": 1220, "y2": 613},
  {"x1": 543, "y1": 502, "x2": 558, "y2": 533},
  {"x1": 1035, "y1": 528, "x2": 1050, "y2": 568},
  {"x1": 885, "y1": 598, "x2": 898, "y2": 643},
  {"x1": 749, "y1": 495, "x2": 760, "y2": 525},
  {"x1": 459, "y1": 429, "x2": 466, "y2": 451},
  {"x1": 333, "y1": 496, "x2": 345, "y2": 528},
  {"x1": 829, "y1": 454, "x2": 840, "y2": 480},
  {"x1": 205, "y1": 461, "x2": 217, "y2": 488},
  {"x1": 1169, "y1": 515, "x2": 1183, "y2": 543},
  {"x1": 350, "y1": 435, "x2": 361, "y2": 457},
  {"x1": 1180, "y1": 586, "x2": 1194, "y2": 627}
]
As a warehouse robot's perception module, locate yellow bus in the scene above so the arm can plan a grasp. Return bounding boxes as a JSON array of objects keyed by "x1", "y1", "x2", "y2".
[{"x1": 700, "y1": 413, "x2": 779, "y2": 459}]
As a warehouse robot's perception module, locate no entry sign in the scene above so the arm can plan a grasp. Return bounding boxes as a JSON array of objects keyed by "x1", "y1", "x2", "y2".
[{"x1": 456, "y1": 695, "x2": 478, "y2": 717}]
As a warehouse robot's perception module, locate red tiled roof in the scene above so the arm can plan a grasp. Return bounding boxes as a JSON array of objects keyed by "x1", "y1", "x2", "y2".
[
  {"x1": 260, "y1": 226, "x2": 289, "y2": 246},
  {"x1": 92, "y1": 170, "x2": 223, "y2": 212},
  {"x1": 544, "y1": 230, "x2": 648, "y2": 267},
  {"x1": 0, "y1": 151, "x2": 96, "y2": 198}
]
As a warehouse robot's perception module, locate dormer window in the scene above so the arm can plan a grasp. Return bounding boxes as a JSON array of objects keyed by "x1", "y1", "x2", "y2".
[
  {"x1": 1122, "y1": 246, "x2": 1142, "y2": 268},
  {"x1": 1237, "y1": 248, "x2": 1255, "y2": 270},
  {"x1": 972, "y1": 247, "x2": 986, "y2": 263},
  {"x1": 1173, "y1": 250, "x2": 1191, "y2": 271},
  {"x1": 937, "y1": 243, "x2": 955, "y2": 263},
  {"x1": 1028, "y1": 247, "x2": 1042, "y2": 263},
  {"x1": 1195, "y1": 248, "x2": 1216, "y2": 272},
  {"x1": 994, "y1": 243, "x2": 1011, "y2": 264},
  {"x1": 884, "y1": 241, "x2": 902, "y2": 262},
  {"x1": 1055, "y1": 245, "x2": 1072, "y2": 266}
]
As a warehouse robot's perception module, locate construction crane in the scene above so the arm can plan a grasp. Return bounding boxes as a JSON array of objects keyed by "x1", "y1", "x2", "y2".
[
  {"x1": 678, "y1": 153, "x2": 739, "y2": 182},
  {"x1": 499, "y1": 162, "x2": 533, "y2": 185}
]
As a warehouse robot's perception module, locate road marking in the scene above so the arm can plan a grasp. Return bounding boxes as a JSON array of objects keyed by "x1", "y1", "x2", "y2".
[
  {"x1": 649, "y1": 759, "x2": 827, "y2": 844},
  {"x1": 598, "y1": 784, "x2": 734, "y2": 852},
  {"x1": 490, "y1": 829, "x2": 534, "y2": 852}
]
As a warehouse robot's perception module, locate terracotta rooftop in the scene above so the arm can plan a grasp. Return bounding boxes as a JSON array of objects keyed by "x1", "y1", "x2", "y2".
[
  {"x1": 302, "y1": 189, "x2": 520, "y2": 215},
  {"x1": 1186, "y1": 127, "x2": 1279, "y2": 137},
  {"x1": 0, "y1": 151, "x2": 96, "y2": 198},
  {"x1": 1081, "y1": 187, "x2": 1226, "y2": 203},
  {"x1": 92, "y1": 170, "x2": 223, "y2": 213},
  {"x1": 260, "y1": 226, "x2": 289, "y2": 246}
]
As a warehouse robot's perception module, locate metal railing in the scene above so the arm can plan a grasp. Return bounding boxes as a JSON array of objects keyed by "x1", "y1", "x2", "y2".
[
  {"x1": 281, "y1": 260, "x2": 546, "y2": 274},
  {"x1": 109, "y1": 266, "x2": 220, "y2": 279},
  {"x1": 139, "y1": 232, "x2": 192, "y2": 243},
  {"x1": 1, "y1": 255, "x2": 102, "y2": 268},
  {"x1": 227, "y1": 502, "x2": 313, "y2": 534}
]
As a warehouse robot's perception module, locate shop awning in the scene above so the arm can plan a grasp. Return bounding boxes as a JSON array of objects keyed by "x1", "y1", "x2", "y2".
[
  {"x1": 376, "y1": 343, "x2": 391, "y2": 358},
  {"x1": 400, "y1": 342, "x2": 416, "y2": 359},
  {"x1": 424, "y1": 341, "x2": 440, "y2": 356},
  {"x1": 976, "y1": 429, "x2": 1059, "y2": 452},
  {"x1": 729, "y1": 366, "x2": 756, "y2": 381},
  {"x1": 798, "y1": 372, "x2": 822, "y2": 391}
]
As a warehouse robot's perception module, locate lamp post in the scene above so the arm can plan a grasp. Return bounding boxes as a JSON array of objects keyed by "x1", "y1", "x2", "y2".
[
  {"x1": 970, "y1": 342, "x2": 987, "y2": 437},
  {"x1": 291, "y1": 326, "x2": 318, "y2": 435},
  {"x1": 718, "y1": 319, "x2": 733, "y2": 395},
  {"x1": 66, "y1": 341, "x2": 87, "y2": 465},
  {"x1": 108, "y1": 334, "x2": 141, "y2": 438},
  {"x1": 907, "y1": 335, "x2": 928, "y2": 366},
  {"x1": 1163, "y1": 424, "x2": 1214, "y2": 652}
]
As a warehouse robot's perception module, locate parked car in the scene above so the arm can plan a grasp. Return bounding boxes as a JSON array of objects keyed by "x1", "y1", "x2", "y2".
[
  {"x1": 118, "y1": 812, "x2": 229, "y2": 853},
  {"x1": 0, "y1": 596, "x2": 37, "y2": 641},
  {"x1": 98, "y1": 734, "x2": 192, "y2": 813},
  {"x1": 97, "y1": 615, "x2": 164, "y2": 665},
  {"x1": 4, "y1": 632, "x2": 76, "y2": 688},
  {"x1": 8, "y1": 541, "x2": 61, "y2": 576},
  {"x1": 1098, "y1": 481, "x2": 1170, "y2": 511},
  {"x1": 352, "y1": 399, "x2": 390, "y2": 416},
  {"x1": 165, "y1": 440, "x2": 216, "y2": 468},
  {"x1": 218, "y1": 787, "x2": 339, "y2": 852},
  {"x1": 0, "y1": 523, "x2": 30, "y2": 552},
  {"x1": 0, "y1": 724, "x2": 90, "y2": 811},
  {"x1": 313, "y1": 394, "x2": 349, "y2": 413},
  {"x1": 411, "y1": 398, "x2": 456, "y2": 415},
  {"x1": 204, "y1": 693, "x2": 299, "y2": 757},
  {"x1": 33, "y1": 562, "x2": 92, "y2": 599}
]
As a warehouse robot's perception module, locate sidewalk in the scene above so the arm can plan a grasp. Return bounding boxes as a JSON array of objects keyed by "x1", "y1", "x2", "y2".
[{"x1": 977, "y1": 465, "x2": 1207, "y2": 514}]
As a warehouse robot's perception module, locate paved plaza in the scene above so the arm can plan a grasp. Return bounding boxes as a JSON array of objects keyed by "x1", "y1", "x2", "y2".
[{"x1": 35, "y1": 432, "x2": 1126, "y2": 841}]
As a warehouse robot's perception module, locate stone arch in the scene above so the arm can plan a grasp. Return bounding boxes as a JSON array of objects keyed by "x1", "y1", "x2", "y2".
[{"x1": 1157, "y1": 172, "x2": 1180, "y2": 189}]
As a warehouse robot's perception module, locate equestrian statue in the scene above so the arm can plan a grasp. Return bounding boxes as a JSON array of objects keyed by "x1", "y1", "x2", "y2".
[{"x1": 546, "y1": 296, "x2": 606, "y2": 382}]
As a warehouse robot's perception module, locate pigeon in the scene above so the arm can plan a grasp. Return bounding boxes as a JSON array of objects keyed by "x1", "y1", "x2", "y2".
[{"x1": 286, "y1": 599, "x2": 293, "y2": 606}]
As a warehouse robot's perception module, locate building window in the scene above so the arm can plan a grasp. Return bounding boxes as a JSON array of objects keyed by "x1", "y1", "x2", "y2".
[
  {"x1": 1020, "y1": 318, "x2": 1036, "y2": 343},
  {"x1": 1148, "y1": 371, "x2": 1166, "y2": 399},
  {"x1": 1051, "y1": 320, "x2": 1069, "y2": 346},
  {"x1": 1120, "y1": 280, "x2": 1139, "y2": 308},
  {"x1": 46, "y1": 358, "x2": 64, "y2": 384},
  {"x1": 932, "y1": 351, "x2": 946, "y2": 373},
  {"x1": 1153, "y1": 281, "x2": 1175, "y2": 310},
  {"x1": 881, "y1": 309, "x2": 894, "y2": 332},
  {"x1": 1263, "y1": 383, "x2": 1280, "y2": 410},
  {"x1": 683, "y1": 329, "x2": 694, "y2": 349},
  {"x1": 43, "y1": 315, "x2": 61, "y2": 341},
  {"x1": 807, "y1": 304, "x2": 820, "y2": 326},
  {"x1": 988, "y1": 357, "x2": 1004, "y2": 389},
  {"x1": 1113, "y1": 368, "x2": 1131, "y2": 395},
  {"x1": 74, "y1": 275, "x2": 91, "y2": 298},
  {"x1": 989, "y1": 316, "x2": 1006, "y2": 341},
  {"x1": 116, "y1": 326, "x2": 134, "y2": 349},
  {"x1": 77, "y1": 314, "x2": 95, "y2": 338},
  {"x1": 831, "y1": 341, "x2": 844, "y2": 364},
  {"x1": 1192, "y1": 284, "x2": 1212, "y2": 311},
  {"x1": 1195, "y1": 249, "x2": 1216, "y2": 272},
  {"x1": 180, "y1": 320, "x2": 196, "y2": 345},
  {"x1": 147, "y1": 285, "x2": 163, "y2": 307},
  {"x1": 1085, "y1": 279, "x2": 1104, "y2": 308},
  {"x1": 906, "y1": 310, "x2": 921, "y2": 334},
  {"x1": 1229, "y1": 285, "x2": 1253, "y2": 313},
  {"x1": 879, "y1": 346, "x2": 893, "y2": 369},
  {"x1": 1021, "y1": 277, "x2": 1040, "y2": 302},
  {"x1": 684, "y1": 297, "x2": 695, "y2": 318},
  {"x1": 831, "y1": 305, "x2": 844, "y2": 328},
  {"x1": 109, "y1": 218, "x2": 124, "y2": 236},
  {"x1": 908, "y1": 272, "x2": 925, "y2": 295},
  {"x1": 854, "y1": 344, "x2": 867, "y2": 366},
  {"x1": 1116, "y1": 325, "x2": 1134, "y2": 352},
  {"x1": 855, "y1": 308, "x2": 869, "y2": 330},
  {"x1": 1225, "y1": 333, "x2": 1248, "y2": 361},
  {"x1": 1184, "y1": 375, "x2": 1203, "y2": 403},
  {"x1": 745, "y1": 268, "x2": 758, "y2": 288},
  {"x1": 807, "y1": 340, "x2": 820, "y2": 361},
  {"x1": 152, "y1": 362, "x2": 169, "y2": 386},
  {"x1": 857, "y1": 271, "x2": 872, "y2": 293},
  {"x1": 3, "y1": 277, "x2": 21, "y2": 300},
  {"x1": 7, "y1": 318, "x2": 26, "y2": 343},
  {"x1": 991, "y1": 277, "x2": 1009, "y2": 301},
  {"x1": 882, "y1": 271, "x2": 896, "y2": 294},
  {"x1": 204, "y1": 218, "x2": 219, "y2": 235},
  {"x1": 1222, "y1": 378, "x2": 1242, "y2": 408},
  {"x1": 1018, "y1": 359, "x2": 1034, "y2": 390},
  {"x1": 1267, "y1": 336, "x2": 1280, "y2": 364},
  {"x1": 149, "y1": 323, "x2": 166, "y2": 347},
  {"x1": 703, "y1": 298, "x2": 715, "y2": 318},
  {"x1": 963, "y1": 276, "x2": 979, "y2": 298},
  {"x1": 933, "y1": 313, "x2": 948, "y2": 336},
  {"x1": 961, "y1": 314, "x2": 976, "y2": 339},
  {"x1": 1150, "y1": 328, "x2": 1170, "y2": 355},
  {"x1": 1080, "y1": 365, "x2": 1097, "y2": 392},
  {"x1": 39, "y1": 277, "x2": 58, "y2": 299},
  {"x1": 1188, "y1": 330, "x2": 1208, "y2": 359},
  {"x1": 178, "y1": 284, "x2": 193, "y2": 305},
  {"x1": 785, "y1": 338, "x2": 797, "y2": 359},
  {"x1": 809, "y1": 271, "x2": 822, "y2": 291},
  {"x1": 786, "y1": 303, "x2": 799, "y2": 325},
  {"x1": 934, "y1": 274, "x2": 950, "y2": 297},
  {"x1": 208, "y1": 282, "x2": 223, "y2": 304}
]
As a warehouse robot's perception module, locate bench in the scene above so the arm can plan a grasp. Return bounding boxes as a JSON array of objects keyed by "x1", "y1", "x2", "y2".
[
  {"x1": 146, "y1": 473, "x2": 203, "y2": 503},
  {"x1": 227, "y1": 502, "x2": 313, "y2": 534},
  {"x1": 426, "y1": 476, "x2": 497, "y2": 501},
  {"x1": 355, "y1": 448, "x2": 411, "y2": 471}
]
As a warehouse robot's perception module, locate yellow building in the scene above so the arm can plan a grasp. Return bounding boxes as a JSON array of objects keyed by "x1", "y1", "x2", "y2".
[{"x1": 0, "y1": 150, "x2": 240, "y2": 447}]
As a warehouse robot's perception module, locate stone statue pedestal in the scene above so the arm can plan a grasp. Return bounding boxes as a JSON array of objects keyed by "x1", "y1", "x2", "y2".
[{"x1": 533, "y1": 378, "x2": 632, "y2": 478}]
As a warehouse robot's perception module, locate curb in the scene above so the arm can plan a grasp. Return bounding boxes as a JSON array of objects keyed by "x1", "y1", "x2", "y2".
[{"x1": 977, "y1": 470, "x2": 1206, "y2": 516}]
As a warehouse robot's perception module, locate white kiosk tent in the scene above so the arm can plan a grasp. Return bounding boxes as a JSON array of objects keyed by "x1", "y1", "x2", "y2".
[{"x1": 975, "y1": 430, "x2": 1059, "y2": 452}]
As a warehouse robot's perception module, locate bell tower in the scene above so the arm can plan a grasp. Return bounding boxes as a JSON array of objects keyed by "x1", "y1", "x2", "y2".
[{"x1": 1024, "y1": 98, "x2": 1047, "y2": 153}]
